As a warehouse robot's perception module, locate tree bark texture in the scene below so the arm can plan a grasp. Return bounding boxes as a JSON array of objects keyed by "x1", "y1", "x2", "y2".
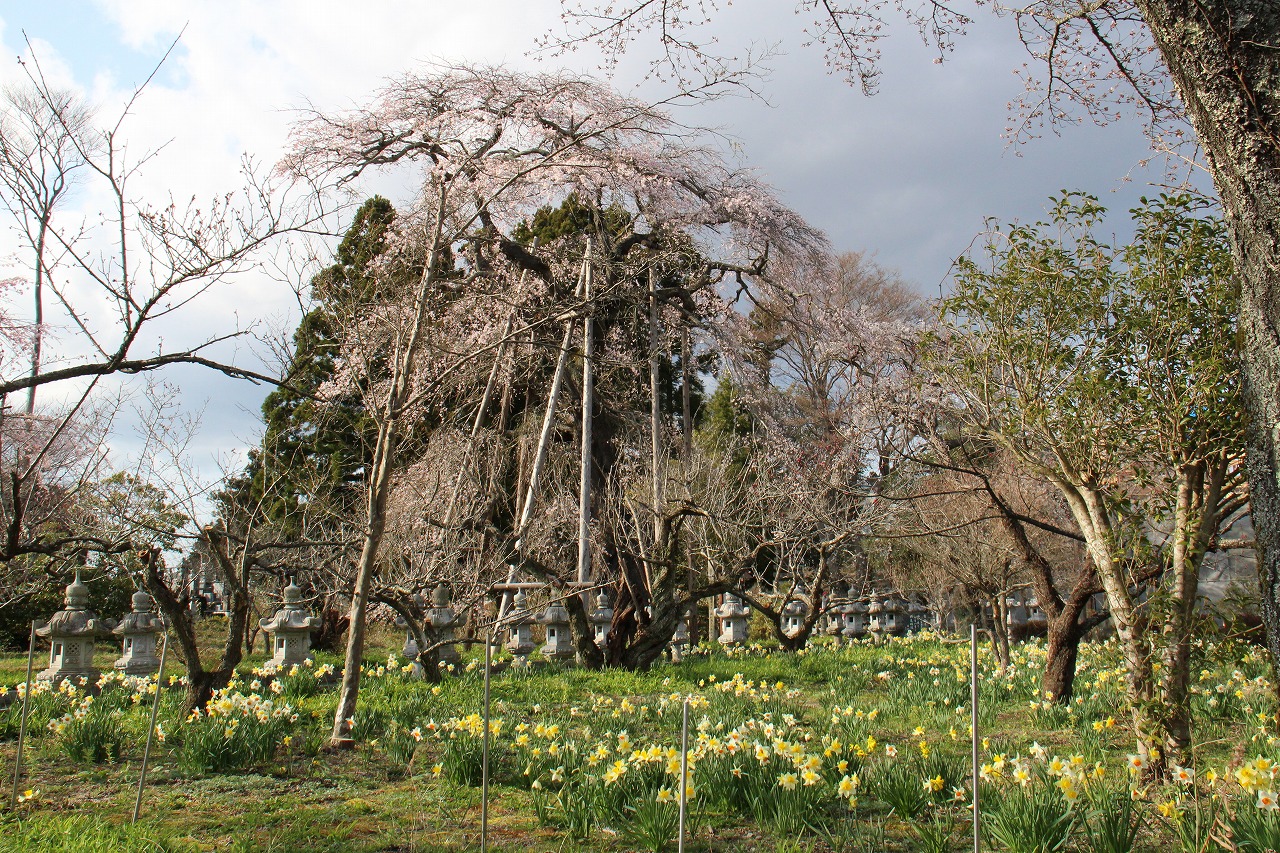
[{"x1": 1136, "y1": 0, "x2": 1280, "y2": 687}]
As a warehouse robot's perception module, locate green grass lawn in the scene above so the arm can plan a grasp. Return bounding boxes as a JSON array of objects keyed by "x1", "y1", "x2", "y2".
[{"x1": 1, "y1": 630, "x2": 1276, "y2": 851}]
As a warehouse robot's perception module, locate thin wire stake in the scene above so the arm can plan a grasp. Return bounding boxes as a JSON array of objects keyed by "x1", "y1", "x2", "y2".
[
  {"x1": 481, "y1": 626, "x2": 495, "y2": 853},
  {"x1": 971, "y1": 622, "x2": 980, "y2": 853},
  {"x1": 678, "y1": 696, "x2": 690, "y2": 853},
  {"x1": 133, "y1": 632, "x2": 169, "y2": 823},
  {"x1": 8, "y1": 621, "x2": 37, "y2": 811}
]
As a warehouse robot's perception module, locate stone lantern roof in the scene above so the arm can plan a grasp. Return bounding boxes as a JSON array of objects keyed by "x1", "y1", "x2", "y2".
[
  {"x1": 259, "y1": 578, "x2": 321, "y2": 633},
  {"x1": 37, "y1": 572, "x2": 112, "y2": 640},
  {"x1": 715, "y1": 592, "x2": 749, "y2": 618},
  {"x1": 537, "y1": 600, "x2": 570, "y2": 625},
  {"x1": 114, "y1": 589, "x2": 165, "y2": 635}
]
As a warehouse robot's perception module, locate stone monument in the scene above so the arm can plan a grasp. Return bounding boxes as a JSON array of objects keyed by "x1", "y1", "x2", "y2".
[
  {"x1": 505, "y1": 590, "x2": 535, "y2": 663},
  {"x1": 537, "y1": 599, "x2": 575, "y2": 661},
  {"x1": 428, "y1": 583, "x2": 462, "y2": 665}
]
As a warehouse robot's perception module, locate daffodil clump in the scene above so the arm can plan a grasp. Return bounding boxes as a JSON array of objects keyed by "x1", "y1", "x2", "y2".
[
  {"x1": 13, "y1": 672, "x2": 159, "y2": 763},
  {"x1": 176, "y1": 682, "x2": 299, "y2": 773},
  {"x1": 251, "y1": 656, "x2": 336, "y2": 700},
  {"x1": 430, "y1": 712, "x2": 502, "y2": 784},
  {"x1": 46, "y1": 674, "x2": 150, "y2": 762}
]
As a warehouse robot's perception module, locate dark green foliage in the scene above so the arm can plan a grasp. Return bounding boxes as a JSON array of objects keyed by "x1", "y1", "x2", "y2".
[
  {"x1": 511, "y1": 192, "x2": 632, "y2": 248},
  {"x1": 226, "y1": 197, "x2": 399, "y2": 531},
  {"x1": 698, "y1": 376, "x2": 754, "y2": 455},
  {"x1": 0, "y1": 570, "x2": 135, "y2": 650},
  {"x1": 983, "y1": 782, "x2": 1077, "y2": 853},
  {"x1": 1083, "y1": 789, "x2": 1142, "y2": 853}
]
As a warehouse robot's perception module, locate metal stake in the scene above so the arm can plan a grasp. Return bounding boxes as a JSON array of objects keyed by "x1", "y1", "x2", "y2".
[
  {"x1": 133, "y1": 632, "x2": 169, "y2": 823},
  {"x1": 8, "y1": 621, "x2": 37, "y2": 811},
  {"x1": 971, "y1": 622, "x2": 980, "y2": 853},
  {"x1": 678, "y1": 697, "x2": 690, "y2": 853}
]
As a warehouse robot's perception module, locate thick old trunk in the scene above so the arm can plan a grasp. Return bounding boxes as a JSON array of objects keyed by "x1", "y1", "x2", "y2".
[
  {"x1": 310, "y1": 595, "x2": 350, "y2": 654},
  {"x1": 1042, "y1": 619, "x2": 1081, "y2": 703},
  {"x1": 1041, "y1": 601, "x2": 1108, "y2": 704},
  {"x1": 142, "y1": 544, "x2": 244, "y2": 713},
  {"x1": 991, "y1": 595, "x2": 1011, "y2": 673},
  {"x1": 1135, "y1": 0, "x2": 1280, "y2": 693}
]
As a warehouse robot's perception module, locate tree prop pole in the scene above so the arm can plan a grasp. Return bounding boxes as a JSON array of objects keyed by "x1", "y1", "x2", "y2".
[
  {"x1": 133, "y1": 632, "x2": 169, "y2": 823},
  {"x1": 971, "y1": 621, "x2": 980, "y2": 853},
  {"x1": 577, "y1": 239, "x2": 594, "y2": 591},
  {"x1": 498, "y1": 248, "x2": 590, "y2": 621},
  {"x1": 648, "y1": 264, "x2": 663, "y2": 549},
  {"x1": 7, "y1": 621, "x2": 37, "y2": 811}
]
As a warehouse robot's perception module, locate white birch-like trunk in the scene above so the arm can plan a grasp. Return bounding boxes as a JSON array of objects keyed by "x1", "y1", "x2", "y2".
[{"x1": 331, "y1": 189, "x2": 446, "y2": 746}]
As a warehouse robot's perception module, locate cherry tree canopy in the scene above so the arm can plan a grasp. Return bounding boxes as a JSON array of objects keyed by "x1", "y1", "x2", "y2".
[{"x1": 280, "y1": 64, "x2": 825, "y2": 272}]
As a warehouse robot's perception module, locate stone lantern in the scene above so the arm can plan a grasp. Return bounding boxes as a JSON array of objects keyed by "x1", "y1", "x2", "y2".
[
  {"x1": 833, "y1": 605, "x2": 850, "y2": 637},
  {"x1": 113, "y1": 589, "x2": 166, "y2": 676},
  {"x1": 428, "y1": 583, "x2": 461, "y2": 665},
  {"x1": 505, "y1": 590, "x2": 535, "y2": 663},
  {"x1": 826, "y1": 596, "x2": 844, "y2": 636},
  {"x1": 1026, "y1": 595, "x2": 1047, "y2": 632},
  {"x1": 867, "y1": 592, "x2": 885, "y2": 637},
  {"x1": 881, "y1": 593, "x2": 907, "y2": 636},
  {"x1": 394, "y1": 594, "x2": 426, "y2": 679},
  {"x1": 589, "y1": 591, "x2": 613, "y2": 649},
  {"x1": 781, "y1": 598, "x2": 808, "y2": 639},
  {"x1": 669, "y1": 618, "x2": 689, "y2": 662},
  {"x1": 36, "y1": 572, "x2": 113, "y2": 685},
  {"x1": 259, "y1": 578, "x2": 321, "y2": 669},
  {"x1": 715, "y1": 593, "x2": 749, "y2": 646},
  {"x1": 826, "y1": 583, "x2": 849, "y2": 636},
  {"x1": 537, "y1": 599, "x2": 575, "y2": 661},
  {"x1": 841, "y1": 600, "x2": 868, "y2": 641}
]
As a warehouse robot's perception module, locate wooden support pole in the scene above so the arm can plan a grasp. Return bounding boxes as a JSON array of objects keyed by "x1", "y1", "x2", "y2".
[{"x1": 577, "y1": 241, "x2": 594, "y2": 588}]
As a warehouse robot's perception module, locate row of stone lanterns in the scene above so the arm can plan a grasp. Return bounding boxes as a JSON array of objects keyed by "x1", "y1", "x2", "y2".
[
  {"x1": 504, "y1": 589, "x2": 588, "y2": 664},
  {"x1": 500, "y1": 589, "x2": 694, "y2": 665},
  {"x1": 33, "y1": 573, "x2": 323, "y2": 686},
  {"x1": 33, "y1": 571, "x2": 931, "y2": 688},
  {"x1": 508, "y1": 586, "x2": 924, "y2": 656},
  {"x1": 710, "y1": 589, "x2": 920, "y2": 648}
]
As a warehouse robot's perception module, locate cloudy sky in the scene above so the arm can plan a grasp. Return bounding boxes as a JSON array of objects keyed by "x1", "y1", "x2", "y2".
[{"x1": 0, "y1": 1, "x2": 1195, "y2": 504}]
